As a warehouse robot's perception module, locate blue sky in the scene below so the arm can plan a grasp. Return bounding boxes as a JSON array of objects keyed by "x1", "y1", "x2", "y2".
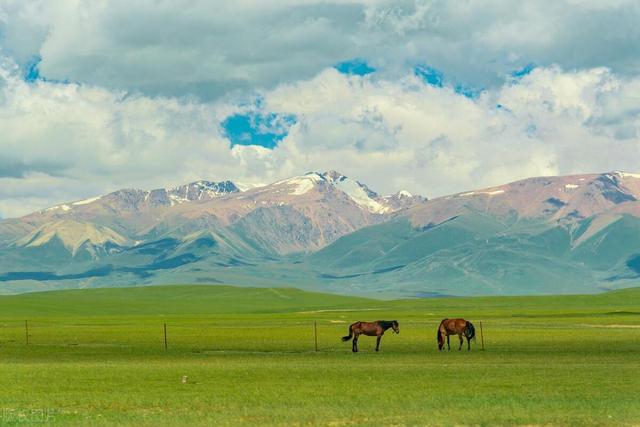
[
  {"x1": 414, "y1": 65, "x2": 444, "y2": 87},
  {"x1": 23, "y1": 55, "x2": 42, "y2": 82},
  {"x1": 222, "y1": 112, "x2": 296, "y2": 149},
  {"x1": 1, "y1": 0, "x2": 640, "y2": 217},
  {"x1": 334, "y1": 59, "x2": 376, "y2": 76},
  {"x1": 222, "y1": 60, "x2": 375, "y2": 149}
]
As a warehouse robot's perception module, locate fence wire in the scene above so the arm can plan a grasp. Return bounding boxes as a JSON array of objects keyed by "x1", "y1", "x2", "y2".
[{"x1": 0, "y1": 319, "x2": 448, "y2": 352}]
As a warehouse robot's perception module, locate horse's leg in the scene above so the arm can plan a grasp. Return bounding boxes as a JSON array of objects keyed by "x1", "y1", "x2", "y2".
[
  {"x1": 375, "y1": 335, "x2": 381, "y2": 352},
  {"x1": 352, "y1": 333, "x2": 359, "y2": 353},
  {"x1": 458, "y1": 334, "x2": 463, "y2": 351},
  {"x1": 466, "y1": 336, "x2": 471, "y2": 351},
  {"x1": 446, "y1": 334, "x2": 450, "y2": 351}
]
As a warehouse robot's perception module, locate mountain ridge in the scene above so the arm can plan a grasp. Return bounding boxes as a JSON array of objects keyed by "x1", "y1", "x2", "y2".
[
  {"x1": 1, "y1": 171, "x2": 425, "y2": 256},
  {"x1": 2, "y1": 170, "x2": 640, "y2": 297}
]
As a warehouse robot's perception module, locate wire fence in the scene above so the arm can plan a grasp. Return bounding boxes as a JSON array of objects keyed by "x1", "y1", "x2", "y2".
[{"x1": 0, "y1": 319, "x2": 486, "y2": 352}]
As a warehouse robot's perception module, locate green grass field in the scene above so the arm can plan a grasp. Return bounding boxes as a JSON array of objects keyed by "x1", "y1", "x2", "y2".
[{"x1": 1, "y1": 285, "x2": 639, "y2": 426}]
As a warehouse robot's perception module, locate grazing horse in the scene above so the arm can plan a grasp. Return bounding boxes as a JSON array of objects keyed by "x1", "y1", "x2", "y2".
[
  {"x1": 342, "y1": 320, "x2": 399, "y2": 353},
  {"x1": 437, "y1": 318, "x2": 476, "y2": 351}
]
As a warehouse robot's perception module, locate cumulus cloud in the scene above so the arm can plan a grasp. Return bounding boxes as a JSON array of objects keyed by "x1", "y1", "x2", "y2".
[
  {"x1": 1, "y1": 0, "x2": 370, "y2": 98},
  {"x1": 0, "y1": 58, "x2": 269, "y2": 216},
  {"x1": 1, "y1": 1, "x2": 640, "y2": 217},
  {"x1": 263, "y1": 66, "x2": 640, "y2": 197},
  {"x1": 2, "y1": 0, "x2": 640, "y2": 98},
  {"x1": 2, "y1": 54, "x2": 640, "y2": 216}
]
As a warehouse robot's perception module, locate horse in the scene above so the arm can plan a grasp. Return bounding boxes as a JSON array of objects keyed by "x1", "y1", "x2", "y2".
[
  {"x1": 342, "y1": 320, "x2": 399, "y2": 353},
  {"x1": 437, "y1": 318, "x2": 476, "y2": 351}
]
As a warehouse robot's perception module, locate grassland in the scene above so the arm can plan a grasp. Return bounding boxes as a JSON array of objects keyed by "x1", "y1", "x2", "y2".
[{"x1": 1, "y1": 284, "x2": 639, "y2": 426}]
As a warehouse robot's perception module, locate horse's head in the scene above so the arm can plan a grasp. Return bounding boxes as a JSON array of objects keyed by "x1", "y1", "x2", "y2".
[
  {"x1": 437, "y1": 322, "x2": 445, "y2": 350},
  {"x1": 437, "y1": 333, "x2": 445, "y2": 350},
  {"x1": 391, "y1": 320, "x2": 400, "y2": 334}
]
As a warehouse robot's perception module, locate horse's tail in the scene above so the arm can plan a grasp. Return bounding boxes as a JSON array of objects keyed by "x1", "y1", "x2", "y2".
[
  {"x1": 465, "y1": 321, "x2": 476, "y2": 342},
  {"x1": 342, "y1": 323, "x2": 355, "y2": 342}
]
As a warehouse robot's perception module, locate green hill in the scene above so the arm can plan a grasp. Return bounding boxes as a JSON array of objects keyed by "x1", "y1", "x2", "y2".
[
  {"x1": 302, "y1": 214, "x2": 640, "y2": 297},
  {"x1": 4, "y1": 213, "x2": 640, "y2": 299},
  {"x1": 2, "y1": 284, "x2": 639, "y2": 318},
  {"x1": 0, "y1": 284, "x2": 378, "y2": 317}
]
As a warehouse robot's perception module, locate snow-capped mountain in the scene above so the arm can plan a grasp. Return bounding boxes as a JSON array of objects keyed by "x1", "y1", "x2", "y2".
[
  {"x1": 1, "y1": 172, "x2": 425, "y2": 256},
  {"x1": 382, "y1": 190, "x2": 426, "y2": 211},
  {"x1": 307, "y1": 170, "x2": 640, "y2": 297},
  {"x1": 9, "y1": 170, "x2": 640, "y2": 298},
  {"x1": 42, "y1": 180, "x2": 240, "y2": 215},
  {"x1": 268, "y1": 171, "x2": 422, "y2": 214},
  {"x1": 403, "y1": 171, "x2": 640, "y2": 229},
  {"x1": 167, "y1": 180, "x2": 240, "y2": 205}
]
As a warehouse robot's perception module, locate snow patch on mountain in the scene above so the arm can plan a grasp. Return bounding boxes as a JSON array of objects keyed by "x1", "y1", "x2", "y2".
[
  {"x1": 291, "y1": 179, "x2": 314, "y2": 195},
  {"x1": 459, "y1": 189, "x2": 505, "y2": 197},
  {"x1": 331, "y1": 176, "x2": 389, "y2": 213},
  {"x1": 72, "y1": 196, "x2": 102, "y2": 206},
  {"x1": 168, "y1": 194, "x2": 189, "y2": 206},
  {"x1": 276, "y1": 171, "x2": 390, "y2": 213},
  {"x1": 290, "y1": 174, "x2": 323, "y2": 195},
  {"x1": 45, "y1": 204, "x2": 71, "y2": 212},
  {"x1": 235, "y1": 181, "x2": 267, "y2": 191},
  {"x1": 273, "y1": 173, "x2": 323, "y2": 195},
  {"x1": 615, "y1": 171, "x2": 640, "y2": 179},
  {"x1": 168, "y1": 180, "x2": 239, "y2": 204}
]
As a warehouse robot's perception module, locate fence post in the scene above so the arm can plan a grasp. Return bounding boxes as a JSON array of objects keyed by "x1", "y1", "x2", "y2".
[
  {"x1": 25, "y1": 320, "x2": 29, "y2": 345},
  {"x1": 314, "y1": 321, "x2": 318, "y2": 352},
  {"x1": 479, "y1": 321, "x2": 485, "y2": 351},
  {"x1": 164, "y1": 323, "x2": 168, "y2": 350}
]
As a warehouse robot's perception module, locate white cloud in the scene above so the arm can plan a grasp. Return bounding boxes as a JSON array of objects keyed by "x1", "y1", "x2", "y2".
[
  {"x1": 261, "y1": 66, "x2": 640, "y2": 197},
  {"x1": 1, "y1": 2, "x2": 640, "y2": 217},
  {"x1": 2, "y1": 0, "x2": 640, "y2": 98},
  {"x1": 0, "y1": 58, "x2": 267, "y2": 216},
  {"x1": 2, "y1": 57, "x2": 640, "y2": 216}
]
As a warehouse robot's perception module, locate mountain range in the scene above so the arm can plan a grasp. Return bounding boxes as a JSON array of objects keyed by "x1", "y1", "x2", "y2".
[{"x1": 2, "y1": 170, "x2": 640, "y2": 297}]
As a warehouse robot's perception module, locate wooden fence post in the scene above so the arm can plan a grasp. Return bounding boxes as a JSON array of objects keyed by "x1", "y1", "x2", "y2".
[
  {"x1": 314, "y1": 321, "x2": 318, "y2": 352},
  {"x1": 479, "y1": 321, "x2": 485, "y2": 351},
  {"x1": 164, "y1": 323, "x2": 168, "y2": 350}
]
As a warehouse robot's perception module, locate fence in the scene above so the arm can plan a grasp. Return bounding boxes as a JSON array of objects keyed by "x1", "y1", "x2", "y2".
[{"x1": 0, "y1": 319, "x2": 485, "y2": 352}]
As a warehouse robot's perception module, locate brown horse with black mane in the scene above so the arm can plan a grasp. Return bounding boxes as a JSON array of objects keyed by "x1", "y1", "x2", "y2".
[
  {"x1": 437, "y1": 318, "x2": 476, "y2": 351},
  {"x1": 342, "y1": 320, "x2": 399, "y2": 352}
]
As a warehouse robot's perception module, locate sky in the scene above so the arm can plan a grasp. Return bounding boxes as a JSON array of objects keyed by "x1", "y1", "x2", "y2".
[{"x1": 1, "y1": 0, "x2": 640, "y2": 217}]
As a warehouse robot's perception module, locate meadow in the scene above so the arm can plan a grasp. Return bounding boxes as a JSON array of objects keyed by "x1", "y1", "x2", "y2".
[{"x1": 0, "y1": 285, "x2": 639, "y2": 426}]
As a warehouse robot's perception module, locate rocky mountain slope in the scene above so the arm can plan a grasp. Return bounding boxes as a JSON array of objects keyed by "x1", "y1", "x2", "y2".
[
  {"x1": 1, "y1": 171, "x2": 424, "y2": 253},
  {"x1": 403, "y1": 171, "x2": 640, "y2": 228},
  {"x1": 0, "y1": 171, "x2": 425, "y2": 293},
  {"x1": 308, "y1": 171, "x2": 640, "y2": 296}
]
